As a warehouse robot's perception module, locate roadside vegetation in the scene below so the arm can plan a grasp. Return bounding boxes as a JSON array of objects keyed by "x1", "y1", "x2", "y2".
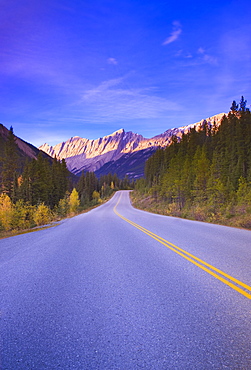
[
  {"x1": 1, "y1": 96, "x2": 250, "y2": 235},
  {"x1": 0, "y1": 128, "x2": 131, "y2": 237},
  {"x1": 132, "y1": 97, "x2": 251, "y2": 229}
]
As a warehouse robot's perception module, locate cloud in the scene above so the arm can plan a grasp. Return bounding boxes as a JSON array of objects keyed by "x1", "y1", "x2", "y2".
[
  {"x1": 82, "y1": 77, "x2": 125, "y2": 99},
  {"x1": 163, "y1": 21, "x2": 182, "y2": 45},
  {"x1": 197, "y1": 47, "x2": 205, "y2": 54},
  {"x1": 80, "y1": 77, "x2": 182, "y2": 121},
  {"x1": 197, "y1": 47, "x2": 218, "y2": 65},
  {"x1": 203, "y1": 54, "x2": 218, "y2": 65},
  {"x1": 107, "y1": 57, "x2": 118, "y2": 65}
]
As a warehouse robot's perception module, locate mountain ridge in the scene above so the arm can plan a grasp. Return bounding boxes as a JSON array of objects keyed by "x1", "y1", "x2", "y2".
[{"x1": 39, "y1": 113, "x2": 226, "y2": 177}]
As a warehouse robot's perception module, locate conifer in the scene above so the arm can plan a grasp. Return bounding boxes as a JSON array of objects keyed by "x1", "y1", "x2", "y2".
[{"x1": 1, "y1": 127, "x2": 18, "y2": 198}]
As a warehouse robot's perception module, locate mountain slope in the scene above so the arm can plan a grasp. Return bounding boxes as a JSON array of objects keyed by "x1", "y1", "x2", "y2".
[
  {"x1": 0, "y1": 124, "x2": 52, "y2": 172},
  {"x1": 95, "y1": 147, "x2": 157, "y2": 179},
  {"x1": 1, "y1": 124, "x2": 37, "y2": 159},
  {"x1": 39, "y1": 113, "x2": 226, "y2": 178},
  {"x1": 0, "y1": 124, "x2": 54, "y2": 178}
]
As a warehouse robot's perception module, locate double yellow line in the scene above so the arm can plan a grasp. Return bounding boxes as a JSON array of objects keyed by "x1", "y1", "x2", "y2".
[{"x1": 114, "y1": 193, "x2": 251, "y2": 300}]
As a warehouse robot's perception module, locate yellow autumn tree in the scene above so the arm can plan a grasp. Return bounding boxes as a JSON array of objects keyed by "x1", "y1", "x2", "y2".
[
  {"x1": 69, "y1": 188, "x2": 80, "y2": 214},
  {"x1": 92, "y1": 190, "x2": 101, "y2": 203},
  {"x1": 0, "y1": 193, "x2": 13, "y2": 231},
  {"x1": 12, "y1": 200, "x2": 35, "y2": 230},
  {"x1": 33, "y1": 203, "x2": 52, "y2": 226}
]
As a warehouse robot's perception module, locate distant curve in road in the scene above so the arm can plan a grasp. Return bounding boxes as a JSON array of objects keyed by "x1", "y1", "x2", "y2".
[{"x1": 0, "y1": 190, "x2": 251, "y2": 369}]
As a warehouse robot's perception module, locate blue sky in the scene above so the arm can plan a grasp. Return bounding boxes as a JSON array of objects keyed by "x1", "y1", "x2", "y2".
[{"x1": 1, "y1": 0, "x2": 250, "y2": 146}]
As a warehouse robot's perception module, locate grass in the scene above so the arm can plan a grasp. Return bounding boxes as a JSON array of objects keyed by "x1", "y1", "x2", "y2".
[
  {"x1": 130, "y1": 191, "x2": 251, "y2": 230},
  {"x1": 0, "y1": 224, "x2": 58, "y2": 240}
]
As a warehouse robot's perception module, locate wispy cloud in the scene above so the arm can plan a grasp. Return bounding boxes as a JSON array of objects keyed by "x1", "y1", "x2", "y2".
[
  {"x1": 197, "y1": 47, "x2": 205, "y2": 54},
  {"x1": 107, "y1": 57, "x2": 118, "y2": 65},
  {"x1": 197, "y1": 47, "x2": 218, "y2": 65},
  {"x1": 82, "y1": 77, "x2": 125, "y2": 99},
  {"x1": 80, "y1": 76, "x2": 182, "y2": 121},
  {"x1": 163, "y1": 21, "x2": 182, "y2": 45}
]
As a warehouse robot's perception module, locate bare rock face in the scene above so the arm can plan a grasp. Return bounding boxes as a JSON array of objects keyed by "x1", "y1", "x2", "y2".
[
  {"x1": 39, "y1": 129, "x2": 145, "y2": 173},
  {"x1": 39, "y1": 129, "x2": 144, "y2": 159},
  {"x1": 39, "y1": 113, "x2": 226, "y2": 175}
]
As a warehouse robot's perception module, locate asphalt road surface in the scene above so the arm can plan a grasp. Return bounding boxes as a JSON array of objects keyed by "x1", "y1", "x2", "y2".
[{"x1": 0, "y1": 190, "x2": 251, "y2": 369}]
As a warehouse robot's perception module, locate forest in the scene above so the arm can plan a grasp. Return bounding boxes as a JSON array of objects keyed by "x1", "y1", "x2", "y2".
[
  {"x1": 0, "y1": 127, "x2": 130, "y2": 234},
  {"x1": 132, "y1": 97, "x2": 251, "y2": 229},
  {"x1": 1, "y1": 96, "x2": 250, "y2": 233}
]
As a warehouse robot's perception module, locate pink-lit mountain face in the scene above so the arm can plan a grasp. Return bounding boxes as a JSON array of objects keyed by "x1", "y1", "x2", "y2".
[{"x1": 39, "y1": 113, "x2": 225, "y2": 177}]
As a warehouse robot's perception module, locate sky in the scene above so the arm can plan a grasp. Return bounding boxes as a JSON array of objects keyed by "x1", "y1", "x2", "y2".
[{"x1": 0, "y1": 0, "x2": 250, "y2": 147}]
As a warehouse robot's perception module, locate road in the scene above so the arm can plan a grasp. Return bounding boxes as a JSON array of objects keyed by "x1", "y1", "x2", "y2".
[{"x1": 0, "y1": 190, "x2": 251, "y2": 369}]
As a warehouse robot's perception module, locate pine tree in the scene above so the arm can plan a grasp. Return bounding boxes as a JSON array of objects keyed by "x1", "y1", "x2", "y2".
[
  {"x1": 50, "y1": 157, "x2": 69, "y2": 208},
  {"x1": 230, "y1": 100, "x2": 239, "y2": 113},
  {"x1": 239, "y1": 96, "x2": 248, "y2": 112},
  {"x1": 192, "y1": 146, "x2": 210, "y2": 203},
  {"x1": 1, "y1": 127, "x2": 19, "y2": 198}
]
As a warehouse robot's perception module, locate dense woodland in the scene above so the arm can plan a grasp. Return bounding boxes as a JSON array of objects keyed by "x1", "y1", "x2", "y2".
[
  {"x1": 133, "y1": 97, "x2": 251, "y2": 228},
  {"x1": 0, "y1": 127, "x2": 130, "y2": 232}
]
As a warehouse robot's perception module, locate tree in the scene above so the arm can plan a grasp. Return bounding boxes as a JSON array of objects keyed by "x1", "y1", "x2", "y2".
[
  {"x1": 50, "y1": 156, "x2": 69, "y2": 208},
  {"x1": 236, "y1": 177, "x2": 251, "y2": 206},
  {"x1": 57, "y1": 196, "x2": 69, "y2": 217},
  {"x1": 69, "y1": 188, "x2": 80, "y2": 213},
  {"x1": 192, "y1": 146, "x2": 210, "y2": 203},
  {"x1": 239, "y1": 96, "x2": 248, "y2": 112},
  {"x1": 77, "y1": 171, "x2": 87, "y2": 205},
  {"x1": 0, "y1": 193, "x2": 13, "y2": 230},
  {"x1": 92, "y1": 190, "x2": 101, "y2": 202},
  {"x1": 12, "y1": 200, "x2": 35, "y2": 230},
  {"x1": 33, "y1": 203, "x2": 52, "y2": 226},
  {"x1": 230, "y1": 100, "x2": 239, "y2": 113},
  {"x1": 1, "y1": 126, "x2": 18, "y2": 198},
  {"x1": 19, "y1": 153, "x2": 69, "y2": 208}
]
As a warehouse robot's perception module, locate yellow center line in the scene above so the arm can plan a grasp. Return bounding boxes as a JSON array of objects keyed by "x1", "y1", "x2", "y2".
[{"x1": 113, "y1": 193, "x2": 251, "y2": 300}]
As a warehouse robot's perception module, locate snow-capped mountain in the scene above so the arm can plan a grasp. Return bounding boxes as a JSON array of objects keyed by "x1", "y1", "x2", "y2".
[{"x1": 39, "y1": 113, "x2": 226, "y2": 177}]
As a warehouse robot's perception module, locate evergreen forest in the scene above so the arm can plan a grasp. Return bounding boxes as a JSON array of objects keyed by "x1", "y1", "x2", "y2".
[
  {"x1": 0, "y1": 127, "x2": 130, "y2": 234},
  {"x1": 133, "y1": 97, "x2": 251, "y2": 229}
]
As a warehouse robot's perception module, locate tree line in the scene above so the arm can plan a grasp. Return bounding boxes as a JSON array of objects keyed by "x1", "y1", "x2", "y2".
[
  {"x1": 0, "y1": 128, "x2": 131, "y2": 232},
  {"x1": 134, "y1": 97, "x2": 251, "y2": 228}
]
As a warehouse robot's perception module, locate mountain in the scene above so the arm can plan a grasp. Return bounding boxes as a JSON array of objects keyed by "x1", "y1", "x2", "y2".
[
  {"x1": 39, "y1": 129, "x2": 145, "y2": 174},
  {"x1": 0, "y1": 124, "x2": 52, "y2": 171},
  {"x1": 95, "y1": 147, "x2": 157, "y2": 179},
  {"x1": 39, "y1": 113, "x2": 226, "y2": 179}
]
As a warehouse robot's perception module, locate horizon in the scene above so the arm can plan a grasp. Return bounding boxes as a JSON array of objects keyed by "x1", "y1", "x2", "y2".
[
  {"x1": 1, "y1": 0, "x2": 250, "y2": 147},
  {"x1": 38, "y1": 111, "x2": 227, "y2": 147}
]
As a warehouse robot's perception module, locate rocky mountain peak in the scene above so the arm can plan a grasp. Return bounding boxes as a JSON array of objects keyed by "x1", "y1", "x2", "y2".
[
  {"x1": 39, "y1": 112, "x2": 227, "y2": 175},
  {"x1": 110, "y1": 128, "x2": 125, "y2": 136}
]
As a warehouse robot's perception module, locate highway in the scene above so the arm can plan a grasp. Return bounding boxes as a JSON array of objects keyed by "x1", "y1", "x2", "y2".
[{"x1": 0, "y1": 190, "x2": 251, "y2": 369}]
